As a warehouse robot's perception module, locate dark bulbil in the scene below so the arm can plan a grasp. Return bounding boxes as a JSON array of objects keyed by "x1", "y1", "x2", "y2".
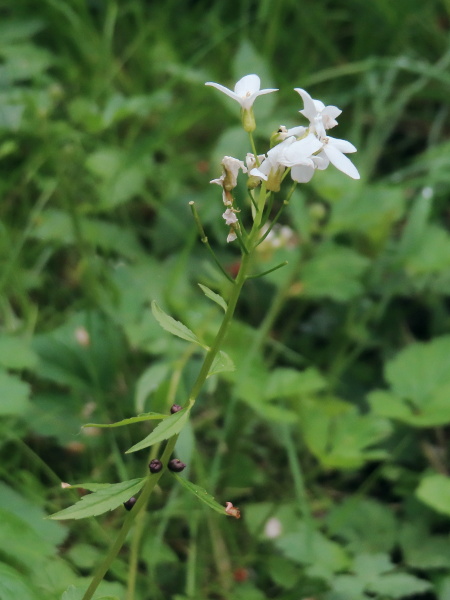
[
  {"x1": 170, "y1": 404, "x2": 183, "y2": 414},
  {"x1": 168, "y1": 459, "x2": 186, "y2": 472},
  {"x1": 149, "y1": 459, "x2": 163, "y2": 473},
  {"x1": 123, "y1": 497, "x2": 137, "y2": 511}
]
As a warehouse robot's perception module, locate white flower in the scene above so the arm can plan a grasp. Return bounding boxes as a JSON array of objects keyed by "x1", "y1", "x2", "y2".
[
  {"x1": 277, "y1": 133, "x2": 325, "y2": 183},
  {"x1": 293, "y1": 88, "x2": 360, "y2": 180},
  {"x1": 227, "y1": 231, "x2": 237, "y2": 243},
  {"x1": 250, "y1": 136, "x2": 297, "y2": 191},
  {"x1": 205, "y1": 74, "x2": 278, "y2": 110},
  {"x1": 295, "y1": 88, "x2": 341, "y2": 136},
  {"x1": 319, "y1": 136, "x2": 360, "y2": 180},
  {"x1": 245, "y1": 152, "x2": 265, "y2": 171},
  {"x1": 210, "y1": 156, "x2": 246, "y2": 191},
  {"x1": 222, "y1": 208, "x2": 238, "y2": 225}
]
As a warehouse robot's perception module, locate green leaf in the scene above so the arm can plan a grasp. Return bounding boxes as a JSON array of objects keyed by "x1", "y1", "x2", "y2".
[
  {"x1": 151, "y1": 301, "x2": 207, "y2": 348},
  {"x1": 0, "y1": 336, "x2": 37, "y2": 370},
  {"x1": 0, "y1": 369, "x2": 30, "y2": 415},
  {"x1": 265, "y1": 367, "x2": 326, "y2": 400},
  {"x1": 135, "y1": 362, "x2": 170, "y2": 412},
  {"x1": 48, "y1": 478, "x2": 146, "y2": 520},
  {"x1": 198, "y1": 283, "x2": 227, "y2": 312},
  {"x1": 369, "y1": 336, "x2": 450, "y2": 426},
  {"x1": 172, "y1": 473, "x2": 227, "y2": 515},
  {"x1": 367, "y1": 573, "x2": 432, "y2": 598},
  {"x1": 126, "y1": 404, "x2": 192, "y2": 453},
  {"x1": 301, "y1": 244, "x2": 370, "y2": 302},
  {"x1": 0, "y1": 563, "x2": 38, "y2": 600},
  {"x1": 416, "y1": 473, "x2": 450, "y2": 516},
  {"x1": 207, "y1": 350, "x2": 235, "y2": 377},
  {"x1": 84, "y1": 412, "x2": 167, "y2": 429}
]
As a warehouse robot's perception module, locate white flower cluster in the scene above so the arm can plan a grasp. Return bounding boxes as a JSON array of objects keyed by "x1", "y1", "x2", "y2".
[{"x1": 206, "y1": 74, "x2": 360, "y2": 241}]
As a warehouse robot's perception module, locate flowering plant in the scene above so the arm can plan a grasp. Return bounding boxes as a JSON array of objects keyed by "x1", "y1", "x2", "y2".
[{"x1": 49, "y1": 73, "x2": 360, "y2": 600}]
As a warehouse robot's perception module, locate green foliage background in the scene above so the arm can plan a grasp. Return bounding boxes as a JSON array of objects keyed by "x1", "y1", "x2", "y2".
[{"x1": 1, "y1": 0, "x2": 450, "y2": 598}]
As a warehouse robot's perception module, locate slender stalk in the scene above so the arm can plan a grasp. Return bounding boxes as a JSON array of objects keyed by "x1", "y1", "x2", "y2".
[
  {"x1": 81, "y1": 435, "x2": 177, "y2": 600},
  {"x1": 83, "y1": 182, "x2": 269, "y2": 600}
]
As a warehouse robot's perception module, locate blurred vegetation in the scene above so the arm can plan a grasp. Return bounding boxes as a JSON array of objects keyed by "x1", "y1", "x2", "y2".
[{"x1": 1, "y1": 0, "x2": 450, "y2": 598}]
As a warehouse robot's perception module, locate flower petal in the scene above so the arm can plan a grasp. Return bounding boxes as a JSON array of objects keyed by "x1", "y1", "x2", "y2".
[
  {"x1": 326, "y1": 136, "x2": 357, "y2": 153},
  {"x1": 290, "y1": 164, "x2": 315, "y2": 183},
  {"x1": 323, "y1": 145, "x2": 360, "y2": 179},
  {"x1": 279, "y1": 134, "x2": 323, "y2": 167},
  {"x1": 205, "y1": 82, "x2": 240, "y2": 104},
  {"x1": 294, "y1": 88, "x2": 317, "y2": 122},
  {"x1": 234, "y1": 74, "x2": 261, "y2": 95}
]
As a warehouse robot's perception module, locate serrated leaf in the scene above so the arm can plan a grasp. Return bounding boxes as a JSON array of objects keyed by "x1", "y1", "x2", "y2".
[
  {"x1": 61, "y1": 482, "x2": 115, "y2": 492},
  {"x1": 84, "y1": 412, "x2": 167, "y2": 429},
  {"x1": 151, "y1": 301, "x2": 207, "y2": 348},
  {"x1": 126, "y1": 404, "x2": 192, "y2": 453},
  {"x1": 48, "y1": 478, "x2": 146, "y2": 520},
  {"x1": 198, "y1": 284, "x2": 227, "y2": 312},
  {"x1": 207, "y1": 350, "x2": 235, "y2": 377},
  {"x1": 172, "y1": 473, "x2": 226, "y2": 515},
  {"x1": 367, "y1": 573, "x2": 432, "y2": 598}
]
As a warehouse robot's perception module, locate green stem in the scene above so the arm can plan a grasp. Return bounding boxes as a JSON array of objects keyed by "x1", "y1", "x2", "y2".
[
  {"x1": 81, "y1": 435, "x2": 178, "y2": 600},
  {"x1": 83, "y1": 182, "x2": 268, "y2": 599}
]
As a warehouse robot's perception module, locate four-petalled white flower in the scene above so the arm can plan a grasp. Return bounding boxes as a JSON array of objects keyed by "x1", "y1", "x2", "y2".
[{"x1": 205, "y1": 74, "x2": 278, "y2": 110}]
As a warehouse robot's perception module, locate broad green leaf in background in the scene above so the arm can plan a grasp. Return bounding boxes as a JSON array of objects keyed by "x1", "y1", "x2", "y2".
[
  {"x1": 299, "y1": 398, "x2": 392, "y2": 469},
  {"x1": 300, "y1": 245, "x2": 370, "y2": 302},
  {"x1": 416, "y1": 473, "x2": 450, "y2": 517},
  {"x1": 264, "y1": 367, "x2": 326, "y2": 400},
  {"x1": 48, "y1": 478, "x2": 146, "y2": 520},
  {"x1": 0, "y1": 563, "x2": 38, "y2": 600},
  {"x1": 326, "y1": 498, "x2": 397, "y2": 554},
  {"x1": 369, "y1": 336, "x2": 450, "y2": 426},
  {"x1": 62, "y1": 584, "x2": 120, "y2": 600},
  {"x1": 171, "y1": 473, "x2": 227, "y2": 515},
  {"x1": 400, "y1": 522, "x2": 450, "y2": 569},
  {"x1": 151, "y1": 301, "x2": 207, "y2": 348},
  {"x1": 0, "y1": 335, "x2": 37, "y2": 369},
  {"x1": 126, "y1": 403, "x2": 192, "y2": 453},
  {"x1": 0, "y1": 369, "x2": 30, "y2": 415},
  {"x1": 135, "y1": 362, "x2": 170, "y2": 412},
  {"x1": 198, "y1": 283, "x2": 227, "y2": 312}
]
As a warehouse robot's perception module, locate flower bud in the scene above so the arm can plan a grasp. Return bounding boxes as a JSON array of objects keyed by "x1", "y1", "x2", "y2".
[
  {"x1": 170, "y1": 404, "x2": 183, "y2": 414},
  {"x1": 123, "y1": 497, "x2": 137, "y2": 511},
  {"x1": 168, "y1": 459, "x2": 186, "y2": 472},
  {"x1": 149, "y1": 459, "x2": 163, "y2": 473},
  {"x1": 241, "y1": 107, "x2": 256, "y2": 132}
]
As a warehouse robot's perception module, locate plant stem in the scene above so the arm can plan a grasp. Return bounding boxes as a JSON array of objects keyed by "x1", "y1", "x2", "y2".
[
  {"x1": 81, "y1": 435, "x2": 177, "y2": 600},
  {"x1": 83, "y1": 182, "x2": 268, "y2": 599}
]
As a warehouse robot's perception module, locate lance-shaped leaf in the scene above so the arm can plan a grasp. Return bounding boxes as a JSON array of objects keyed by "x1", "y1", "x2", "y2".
[
  {"x1": 83, "y1": 412, "x2": 167, "y2": 429},
  {"x1": 207, "y1": 350, "x2": 235, "y2": 378},
  {"x1": 48, "y1": 478, "x2": 146, "y2": 520},
  {"x1": 126, "y1": 403, "x2": 192, "y2": 453},
  {"x1": 171, "y1": 473, "x2": 227, "y2": 515},
  {"x1": 151, "y1": 301, "x2": 207, "y2": 349},
  {"x1": 198, "y1": 284, "x2": 228, "y2": 312}
]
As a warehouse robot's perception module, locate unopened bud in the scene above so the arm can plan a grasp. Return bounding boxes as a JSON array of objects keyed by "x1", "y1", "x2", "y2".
[
  {"x1": 168, "y1": 459, "x2": 186, "y2": 472},
  {"x1": 123, "y1": 497, "x2": 137, "y2": 511},
  {"x1": 149, "y1": 459, "x2": 163, "y2": 473},
  {"x1": 241, "y1": 107, "x2": 256, "y2": 133}
]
